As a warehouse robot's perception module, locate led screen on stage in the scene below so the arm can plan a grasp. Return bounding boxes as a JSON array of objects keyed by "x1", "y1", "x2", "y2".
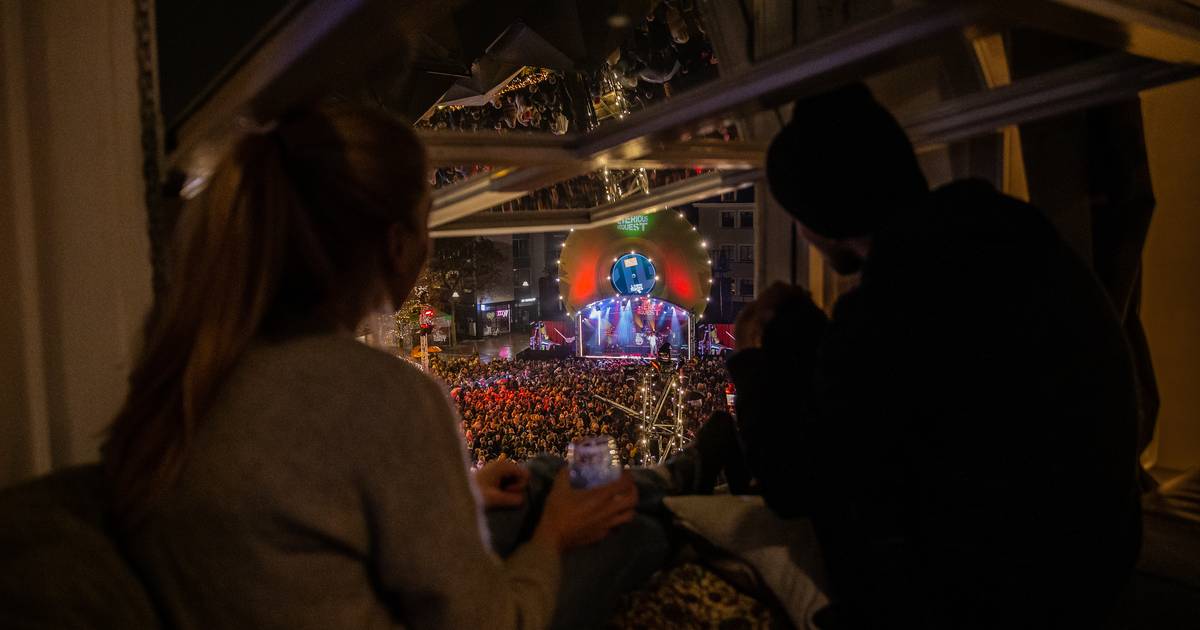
[{"x1": 610, "y1": 253, "x2": 657, "y2": 295}]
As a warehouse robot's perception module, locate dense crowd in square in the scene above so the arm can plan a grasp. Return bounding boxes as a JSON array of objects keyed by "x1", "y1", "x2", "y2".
[{"x1": 429, "y1": 356, "x2": 732, "y2": 465}]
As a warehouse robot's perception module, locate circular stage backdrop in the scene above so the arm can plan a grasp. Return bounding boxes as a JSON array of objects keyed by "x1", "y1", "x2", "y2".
[{"x1": 558, "y1": 211, "x2": 712, "y2": 315}]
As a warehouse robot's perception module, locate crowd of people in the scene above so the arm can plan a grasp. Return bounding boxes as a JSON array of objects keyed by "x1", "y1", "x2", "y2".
[
  {"x1": 429, "y1": 356, "x2": 732, "y2": 466},
  {"x1": 418, "y1": 69, "x2": 575, "y2": 137},
  {"x1": 594, "y1": 0, "x2": 717, "y2": 103},
  {"x1": 417, "y1": 0, "x2": 717, "y2": 138},
  {"x1": 422, "y1": 0, "x2": 723, "y2": 208}
]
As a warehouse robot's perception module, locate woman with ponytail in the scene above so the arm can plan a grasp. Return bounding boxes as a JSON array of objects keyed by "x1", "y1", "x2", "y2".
[{"x1": 103, "y1": 104, "x2": 637, "y2": 629}]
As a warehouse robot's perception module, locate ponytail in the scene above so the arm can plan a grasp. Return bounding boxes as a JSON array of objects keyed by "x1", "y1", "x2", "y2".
[{"x1": 104, "y1": 105, "x2": 427, "y2": 526}]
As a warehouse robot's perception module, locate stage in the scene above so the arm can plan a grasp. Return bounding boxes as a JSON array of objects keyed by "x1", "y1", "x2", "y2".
[
  {"x1": 575, "y1": 296, "x2": 692, "y2": 360},
  {"x1": 553, "y1": 209, "x2": 713, "y2": 360}
]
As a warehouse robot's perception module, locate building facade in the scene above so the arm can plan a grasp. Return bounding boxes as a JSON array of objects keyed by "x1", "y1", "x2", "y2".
[
  {"x1": 475, "y1": 232, "x2": 568, "y2": 336},
  {"x1": 695, "y1": 200, "x2": 756, "y2": 323}
]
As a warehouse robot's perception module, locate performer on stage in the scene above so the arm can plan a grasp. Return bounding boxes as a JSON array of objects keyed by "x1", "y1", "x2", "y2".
[
  {"x1": 706, "y1": 325, "x2": 723, "y2": 356},
  {"x1": 604, "y1": 326, "x2": 620, "y2": 353}
]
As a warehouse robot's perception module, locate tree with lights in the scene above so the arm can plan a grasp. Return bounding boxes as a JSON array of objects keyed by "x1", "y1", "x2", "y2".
[{"x1": 391, "y1": 237, "x2": 507, "y2": 351}]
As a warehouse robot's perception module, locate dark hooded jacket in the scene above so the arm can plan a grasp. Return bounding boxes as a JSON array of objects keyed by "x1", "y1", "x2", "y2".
[{"x1": 729, "y1": 179, "x2": 1142, "y2": 628}]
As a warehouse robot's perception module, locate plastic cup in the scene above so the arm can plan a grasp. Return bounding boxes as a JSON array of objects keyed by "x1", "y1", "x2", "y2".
[{"x1": 566, "y1": 435, "x2": 620, "y2": 489}]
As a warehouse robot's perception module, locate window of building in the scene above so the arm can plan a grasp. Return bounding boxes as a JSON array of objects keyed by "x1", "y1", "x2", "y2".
[
  {"x1": 512, "y1": 236, "x2": 530, "y2": 270},
  {"x1": 720, "y1": 244, "x2": 736, "y2": 265},
  {"x1": 720, "y1": 211, "x2": 735, "y2": 228},
  {"x1": 739, "y1": 245, "x2": 753, "y2": 263},
  {"x1": 740, "y1": 211, "x2": 754, "y2": 228},
  {"x1": 513, "y1": 236, "x2": 530, "y2": 259},
  {"x1": 740, "y1": 278, "x2": 754, "y2": 297}
]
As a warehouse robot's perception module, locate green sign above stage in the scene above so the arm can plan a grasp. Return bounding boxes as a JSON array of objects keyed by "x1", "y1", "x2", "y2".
[{"x1": 617, "y1": 215, "x2": 651, "y2": 233}]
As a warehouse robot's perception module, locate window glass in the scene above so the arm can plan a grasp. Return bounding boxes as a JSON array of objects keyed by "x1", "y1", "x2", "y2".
[
  {"x1": 740, "y1": 211, "x2": 753, "y2": 228},
  {"x1": 720, "y1": 212, "x2": 735, "y2": 228}
]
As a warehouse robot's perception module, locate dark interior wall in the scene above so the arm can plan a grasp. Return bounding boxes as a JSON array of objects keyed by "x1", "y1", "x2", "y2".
[
  {"x1": 156, "y1": 0, "x2": 301, "y2": 135},
  {"x1": 1140, "y1": 77, "x2": 1200, "y2": 472},
  {"x1": 0, "y1": 3, "x2": 36, "y2": 482},
  {"x1": 1010, "y1": 30, "x2": 1160, "y2": 466}
]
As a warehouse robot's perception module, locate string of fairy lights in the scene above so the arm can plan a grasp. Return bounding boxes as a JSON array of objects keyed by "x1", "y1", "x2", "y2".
[
  {"x1": 495, "y1": 67, "x2": 559, "y2": 98},
  {"x1": 631, "y1": 362, "x2": 691, "y2": 465},
  {"x1": 424, "y1": 68, "x2": 560, "y2": 119}
]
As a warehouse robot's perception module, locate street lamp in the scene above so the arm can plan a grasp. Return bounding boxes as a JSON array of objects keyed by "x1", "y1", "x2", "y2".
[
  {"x1": 444, "y1": 267, "x2": 461, "y2": 348},
  {"x1": 449, "y1": 291, "x2": 460, "y2": 347}
]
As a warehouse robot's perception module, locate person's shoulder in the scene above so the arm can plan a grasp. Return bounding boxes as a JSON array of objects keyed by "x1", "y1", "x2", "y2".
[
  {"x1": 928, "y1": 177, "x2": 1003, "y2": 202},
  {"x1": 252, "y1": 333, "x2": 443, "y2": 395},
  {"x1": 924, "y1": 178, "x2": 1052, "y2": 234},
  {"x1": 873, "y1": 178, "x2": 1056, "y2": 259}
]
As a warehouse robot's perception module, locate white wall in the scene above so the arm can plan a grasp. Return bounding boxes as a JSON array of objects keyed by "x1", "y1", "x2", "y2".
[
  {"x1": 0, "y1": 0, "x2": 152, "y2": 487},
  {"x1": 1140, "y1": 77, "x2": 1200, "y2": 473}
]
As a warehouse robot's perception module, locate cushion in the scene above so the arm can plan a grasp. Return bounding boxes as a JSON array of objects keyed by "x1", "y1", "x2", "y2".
[
  {"x1": 1140, "y1": 467, "x2": 1200, "y2": 591},
  {"x1": 1144, "y1": 467, "x2": 1200, "y2": 529},
  {"x1": 664, "y1": 494, "x2": 830, "y2": 629},
  {"x1": 607, "y1": 562, "x2": 775, "y2": 629},
  {"x1": 0, "y1": 465, "x2": 161, "y2": 629},
  {"x1": 1107, "y1": 468, "x2": 1200, "y2": 628}
]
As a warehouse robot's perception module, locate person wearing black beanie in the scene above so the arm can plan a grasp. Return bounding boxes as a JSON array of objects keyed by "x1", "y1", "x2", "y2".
[
  {"x1": 728, "y1": 84, "x2": 1142, "y2": 628},
  {"x1": 767, "y1": 83, "x2": 927, "y2": 239}
]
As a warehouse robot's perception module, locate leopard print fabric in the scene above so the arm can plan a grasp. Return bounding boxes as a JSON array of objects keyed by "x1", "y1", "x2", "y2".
[{"x1": 607, "y1": 563, "x2": 773, "y2": 629}]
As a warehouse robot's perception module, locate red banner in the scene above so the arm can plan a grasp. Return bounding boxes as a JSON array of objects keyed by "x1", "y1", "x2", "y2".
[{"x1": 543, "y1": 320, "x2": 574, "y2": 344}]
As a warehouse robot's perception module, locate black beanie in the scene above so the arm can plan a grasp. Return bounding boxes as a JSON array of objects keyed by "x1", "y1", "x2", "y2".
[{"x1": 766, "y1": 83, "x2": 928, "y2": 238}]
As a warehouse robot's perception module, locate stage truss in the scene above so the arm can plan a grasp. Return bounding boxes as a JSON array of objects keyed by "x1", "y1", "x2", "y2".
[{"x1": 593, "y1": 364, "x2": 689, "y2": 466}]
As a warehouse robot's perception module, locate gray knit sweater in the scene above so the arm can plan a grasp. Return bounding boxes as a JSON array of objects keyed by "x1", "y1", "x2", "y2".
[{"x1": 122, "y1": 333, "x2": 560, "y2": 629}]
